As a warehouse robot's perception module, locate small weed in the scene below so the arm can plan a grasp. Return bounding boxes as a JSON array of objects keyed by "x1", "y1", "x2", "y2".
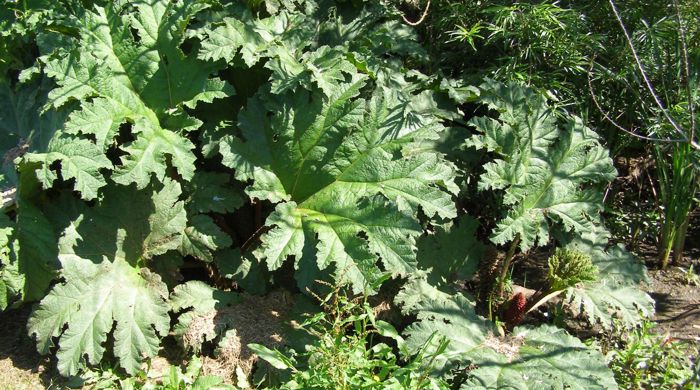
[
  {"x1": 65, "y1": 357, "x2": 233, "y2": 390},
  {"x1": 603, "y1": 321, "x2": 699, "y2": 389},
  {"x1": 251, "y1": 283, "x2": 449, "y2": 389},
  {"x1": 677, "y1": 263, "x2": 700, "y2": 286}
]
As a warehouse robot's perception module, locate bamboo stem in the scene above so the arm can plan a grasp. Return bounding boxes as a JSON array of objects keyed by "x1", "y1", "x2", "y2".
[{"x1": 672, "y1": 214, "x2": 691, "y2": 265}]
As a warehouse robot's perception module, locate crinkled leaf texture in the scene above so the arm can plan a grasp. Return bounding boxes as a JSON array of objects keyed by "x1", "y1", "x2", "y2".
[
  {"x1": 398, "y1": 280, "x2": 616, "y2": 389},
  {"x1": 170, "y1": 280, "x2": 240, "y2": 353},
  {"x1": 32, "y1": 0, "x2": 233, "y2": 195},
  {"x1": 28, "y1": 180, "x2": 187, "y2": 375},
  {"x1": 199, "y1": 2, "x2": 347, "y2": 96},
  {"x1": 198, "y1": 4, "x2": 312, "y2": 68},
  {"x1": 461, "y1": 325, "x2": 617, "y2": 389},
  {"x1": 0, "y1": 80, "x2": 67, "y2": 190},
  {"x1": 27, "y1": 257, "x2": 169, "y2": 376},
  {"x1": 416, "y1": 215, "x2": 484, "y2": 288},
  {"x1": 23, "y1": 135, "x2": 112, "y2": 200},
  {"x1": 397, "y1": 278, "x2": 492, "y2": 375},
  {"x1": 0, "y1": 211, "x2": 22, "y2": 310},
  {"x1": 13, "y1": 162, "x2": 65, "y2": 302},
  {"x1": 562, "y1": 228, "x2": 654, "y2": 329},
  {"x1": 179, "y1": 171, "x2": 241, "y2": 262},
  {"x1": 220, "y1": 77, "x2": 458, "y2": 293},
  {"x1": 468, "y1": 80, "x2": 616, "y2": 251}
]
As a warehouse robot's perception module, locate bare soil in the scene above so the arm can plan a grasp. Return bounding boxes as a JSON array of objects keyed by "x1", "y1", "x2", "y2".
[
  {"x1": 641, "y1": 246, "x2": 700, "y2": 342},
  {"x1": 0, "y1": 307, "x2": 62, "y2": 389}
]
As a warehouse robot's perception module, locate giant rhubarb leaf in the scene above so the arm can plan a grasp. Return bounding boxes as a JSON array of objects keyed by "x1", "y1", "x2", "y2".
[
  {"x1": 397, "y1": 278, "x2": 492, "y2": 374},
  {"x1": 562, "y1": 228, "x2": 654, "y2": 329},
  {"x1": 220, "y1": 77, "x2": 457, "y2": 293},
  {"x1": 468, "y1": 80, "x2": 616, "y2": 250},
  {"x1": 23, "y1": 136, "x2": 112, "y2": 200},
  {"x1": 28, "y1": 180, "x2": 186, "y2": 375},
  {"x1": 27, "y1": 257, "x2": 170, "y2": 376},
  {"x1": 0, "y1": 209, "x2": 21, "y2": 310},
  {"x1": 35, "y1": 0, "x2": 233, "y2": 192},
  {"x1": 398, "y1": 279, "x2": 616, "y2": 389},
  {"x1": 461, "y1": 325, "x2": 617, "y2": 389},
  {"x1": 198, "y1": 6, "x2": 305, "y2": 67},
  {"x1": 415, "y1": 215, "x2": 485, "y2": 288},
  {"x1": 198, "y1": 4, "x2": 357, "y2": 97},
  {"x1": 0, "y1": 80, "x2": 67, "y2": 190},
  {"x1": 197, "y1": 1, "x2": 422, "y2": 97}
]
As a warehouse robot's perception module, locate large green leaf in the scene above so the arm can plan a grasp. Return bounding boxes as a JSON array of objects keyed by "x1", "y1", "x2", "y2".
[
  {"x1": 27, "y1": 180, "x2": 187, "y2": 375},
  {"x1": 0, "y1": 80, "x2": 67, "y2": 190},
  {"x1": 562, "y1": 228, "x2": 654, "y2": 329},
  {"x1": 23, "y1": 136, "x2": 112, "y2": 200},
  {"x1": 397, "y1": 278, "x2": 492, "y2": 375},
  {"x1": 220, "y1": 77, "x2": 457, "y2": 292},
  {"x1": 198, "y1": 6, "x2": 307, "y2": 67},
  {"x1": 0, "y1": 210, "x2": 22, "y2": 310},
  {"x1": 398, "y1": 279, "x2": 616, "y2": 389},
  {"x1": 468, "y1": 80, "x2": 616, "y2": 250},
  {"x1": 179, "y1": 214, "x2": 232, "y2": 262},
  {"x1": 461, "y1": 325, "x2": 617, "y2": 389},
  {"x1": 14, "y1": 201, "x2": 59, "y2": 301},
  {"x1": 8, "y1": 161, "x2": 74, "y2": 303},
  {"x1": 415, "y1": 215, "x2": 484, "y2": 288},
  {"x1": 36, "y1": 0, "x2": 233, "y2": 191},
  {"x1": 57, "y1": 180, "x2": 187, "y2": 264},
  {"x1": 27, "y1": 256, "x2": 170, "y2": 376},
  {"x1": 266, "y1": 45, "x2": 360, "y2": 97},
  {"x1": 565, "y1": 283, "x2": 654, "y2": 330},
  {"x1": 184, "y1": 171, "x2": 245, "y2": 215}
]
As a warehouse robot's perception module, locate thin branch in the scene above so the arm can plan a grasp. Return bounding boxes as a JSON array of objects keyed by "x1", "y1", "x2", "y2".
[
  {"x1": 587, "y1": 58, "x2": 687, "y2": 144},
  {"x1": 402, "y1": 0, "x2": 430, "y2": 26},
  {"x1": 608, "y1": 0, "x2": 688, "y2": 141}
]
